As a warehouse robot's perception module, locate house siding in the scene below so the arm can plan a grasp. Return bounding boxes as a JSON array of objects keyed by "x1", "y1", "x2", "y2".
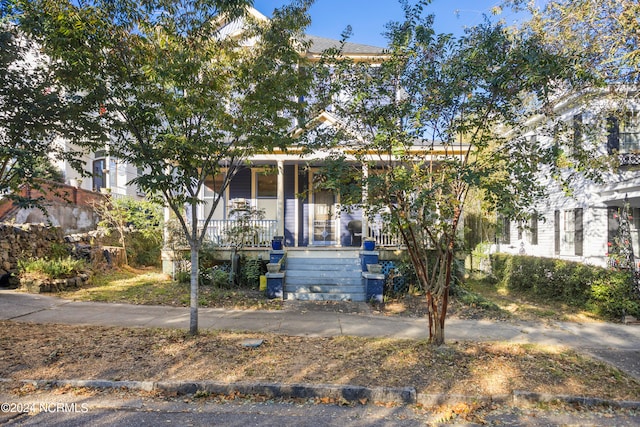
[{"x1": 498, "y1": 205, "x2": 609, "y2": 267}]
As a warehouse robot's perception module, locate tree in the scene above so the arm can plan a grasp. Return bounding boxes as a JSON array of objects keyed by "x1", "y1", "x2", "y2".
[
  {"x1": 312, "y1": 0, "x2": 591, "y2": 345},
  {"x1": 513, "y1": 0, "x2": 639, "y2": 131},
  {"x1": 12, "y1": 0, "x2": 315, "y2": 334},
  {"x1": 518, "y1": 0, "x2": 639, "y2": 86},
  {"x1": 93, "y1": 197, "x2": 163, "y2": 267},
  {"x1": 0, "y1": 17, "x2": 103, "y2": 209}
]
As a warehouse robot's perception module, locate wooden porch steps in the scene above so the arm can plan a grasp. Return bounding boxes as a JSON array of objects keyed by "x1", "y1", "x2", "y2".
[{"x1": 283, "y1": 249, "x2": 366, "y2": 302}]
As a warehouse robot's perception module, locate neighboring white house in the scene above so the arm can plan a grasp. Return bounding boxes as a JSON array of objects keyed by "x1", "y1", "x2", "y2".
[
  {"x1": 56, "y1": 144, "x2": 144, "y2": 199},
  {"x1": 496, "y1": 88, "x2": 640, "y2": 268}
]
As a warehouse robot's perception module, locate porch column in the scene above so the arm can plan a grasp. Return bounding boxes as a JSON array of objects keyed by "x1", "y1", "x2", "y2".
[
  {"x1": 277, "y1": 160, "x2": 285, "y2": 237},
  {"x1": 362, "y1": 162, "x2": 369, "y2": 242}
]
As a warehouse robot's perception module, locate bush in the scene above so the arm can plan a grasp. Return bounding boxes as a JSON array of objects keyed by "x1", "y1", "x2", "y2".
[
  {"x1": 240, "y1": 258, "x2": 263, "y2": 288},
  {"x1": 587, "y1": 272, "x2": 640, "y2": 319},
  {"x1": 212, "y1": 268, "x2": 230, "y2": 288},
  {"x1": 176, "y1": 270, "x2": 190, "y2": 283},
  {"x1": 18, "y1": 256, "x2": 86, "y2": 279},
  {"x1": 490, "y1": 253, "x2": 640, "y2": 320},
  {"x1": 127, "y1": 232, "x2": 162, "y2": 266}
]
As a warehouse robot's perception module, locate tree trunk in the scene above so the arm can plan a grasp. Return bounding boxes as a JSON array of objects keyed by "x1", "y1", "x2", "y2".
[
  {"x1": 189, "y1": 241, "x2": 199, "y2": 335},
  {"x1": 119, "y1": 234, "x2": 128, "y2": 266},
  {"x1": 427, "y1": 292, "x2": 446, "y2": 345}
]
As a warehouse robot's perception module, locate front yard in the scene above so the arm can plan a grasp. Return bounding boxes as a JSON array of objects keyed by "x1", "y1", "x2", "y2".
[{"x1": 3, "y1": 266, "x2": 640, "y2": 423}]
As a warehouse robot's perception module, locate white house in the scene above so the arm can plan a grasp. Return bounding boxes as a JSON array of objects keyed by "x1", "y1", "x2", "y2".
[{"x1": 496, "y1": 88, "x2": 640, "y2": 268}]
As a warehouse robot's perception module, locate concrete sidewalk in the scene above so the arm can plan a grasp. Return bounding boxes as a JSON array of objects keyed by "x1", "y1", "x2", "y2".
[{"x1": 2, "y1": 289, "x2": 640, "y2": 379}]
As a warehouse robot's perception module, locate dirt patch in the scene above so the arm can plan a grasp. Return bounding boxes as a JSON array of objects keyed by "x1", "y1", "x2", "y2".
[{"x1": 1, "y1": 320, "x2": 639, "y2": 401}]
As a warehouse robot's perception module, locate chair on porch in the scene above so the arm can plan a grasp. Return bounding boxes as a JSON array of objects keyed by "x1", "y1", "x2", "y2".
[{"x1": 347, "y1": 220, "x2": 362, "y2": 247}]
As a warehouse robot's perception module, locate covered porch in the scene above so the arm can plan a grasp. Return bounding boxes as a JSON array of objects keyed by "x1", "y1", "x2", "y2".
[{"x1": 194, "y1": 153, "x2": 403, "y2": 250}]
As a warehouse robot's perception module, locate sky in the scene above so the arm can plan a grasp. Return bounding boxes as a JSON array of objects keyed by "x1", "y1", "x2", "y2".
[{"x1": 253, "y1": 0, "x2": 539, "y2": 47}]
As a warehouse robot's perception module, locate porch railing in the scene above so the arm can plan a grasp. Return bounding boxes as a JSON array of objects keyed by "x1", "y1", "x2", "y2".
[
  {"x1": 196, "y1": 218, "x2": 402, "y2": 248},
  {"x1": 367, "y1": 220, "x2": 403, "y2": 247},
  {"x1": 199, "y1": 219, "x2": 277, "y2": 248}
]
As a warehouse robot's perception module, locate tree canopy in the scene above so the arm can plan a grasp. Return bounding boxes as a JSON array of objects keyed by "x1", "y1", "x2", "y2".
[
  {"x1": 0, "y1": 15, "x2": 103, "y2": 208},
  {"x1": 311, "y1": 0, "x2": 594, "y2": 344},
  {"x1": 11, "y1": 0, "x2": 315, "y2": 334}
]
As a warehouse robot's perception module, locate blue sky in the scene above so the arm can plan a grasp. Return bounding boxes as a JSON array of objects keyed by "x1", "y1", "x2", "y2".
[{"x1": 253, "y1": 0, "x2": 538, "y2": 47}]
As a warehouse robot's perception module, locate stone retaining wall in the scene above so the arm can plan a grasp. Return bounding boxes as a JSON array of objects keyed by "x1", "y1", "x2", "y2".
[
  {"x1": 0, "y1": 223, "x2": 101, "y2": 293},
  {"x1": 0, "y1": 223, "x2": 63, "y2": 276}
]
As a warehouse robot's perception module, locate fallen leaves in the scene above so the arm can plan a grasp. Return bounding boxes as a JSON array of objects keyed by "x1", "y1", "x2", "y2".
[{"x1": 1, "y1": 320, "x2": 640, "y2": 401}]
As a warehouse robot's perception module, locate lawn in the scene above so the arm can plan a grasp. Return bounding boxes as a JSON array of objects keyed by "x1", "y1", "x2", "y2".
[{"x1": 59, "y1": 266, "x2": 285, "y2": 311}]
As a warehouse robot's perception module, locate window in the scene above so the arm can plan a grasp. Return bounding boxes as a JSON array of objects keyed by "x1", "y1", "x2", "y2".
[
  {"x1": 255, "y1": 169, "x2": 278, "y2": 220},
  {"x1": 562, "y1": 209, "x2": 583, "y2": 255},
  {"x1": 92, "y1": 159, "x2": 105, "y2": 191},
  {"x1": 563, "y1": 210, "x2": 575, "y2": 247},
  {"x1": 607, "y1": 112, "x2": 640, "y2": 154},
  {"x1": 517, "y1": 221, "x2": 523, "y2": 241},
  {"x1": 256, "y1": 171, "x2": 277, "y2": 198},
  {"x1": 621, "y1": 112, "x2": 640, "y2": 152}
]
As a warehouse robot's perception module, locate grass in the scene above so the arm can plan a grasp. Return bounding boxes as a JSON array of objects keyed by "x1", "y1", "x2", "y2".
[
  {"x1": 60, "y1": 266, "x2": 284, "y2": 310},
  {"x1": 463, "y1": 274, "x2": 602, "y2": 323},
  {"x1": 18, "y1": 256, "x2": 87, "y2": 280},
  {"x1": 57, "y1": 266, "x2": 612, "y2": 323}
]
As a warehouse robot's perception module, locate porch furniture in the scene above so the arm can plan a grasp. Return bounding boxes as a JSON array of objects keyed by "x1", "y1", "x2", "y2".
[{"x1": 347, "y1": 220, "x2": 362, "y2": 247}]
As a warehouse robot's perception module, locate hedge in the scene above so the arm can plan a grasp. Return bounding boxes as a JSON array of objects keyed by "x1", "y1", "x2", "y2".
[{"x1": 490, "y1": 254, "x2": 640, "y2": 320}]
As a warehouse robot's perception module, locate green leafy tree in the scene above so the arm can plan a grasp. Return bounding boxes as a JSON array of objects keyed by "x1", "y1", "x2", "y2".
[
  {"x1": 513, "y1": 0, "x2": 639, "y2": 136},
  {"x1": 93, "y1": 197, "x2": 162, "y2": 267},
  {"x1": 517, "y1": 0, "x2": 639, "y2": 86},
  {"x1": 313, "y1": 0, "x2": 593, "y2": 344},
  {"x1": 0, "y1": 17, "x2": 103, "y2": 209},
  {"x1": 13, "y1": 0, "x2": 314, "y2": 334}
]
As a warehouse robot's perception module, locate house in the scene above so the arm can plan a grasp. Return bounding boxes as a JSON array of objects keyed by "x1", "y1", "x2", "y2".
[{"x1": 494, "y1": 88, "x2": 640, "y2": 268}]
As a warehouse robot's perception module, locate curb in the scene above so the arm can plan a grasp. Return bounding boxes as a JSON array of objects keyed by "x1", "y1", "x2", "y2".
[{"x1": 5, "y1": 378, "x2": 640, "y2": 409}]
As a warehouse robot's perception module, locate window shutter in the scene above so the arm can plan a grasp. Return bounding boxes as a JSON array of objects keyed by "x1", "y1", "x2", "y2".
[
  {"x1": 607, "y1": 116, "x2": 620, "y2": 154},
  {"x1": 574, "y1": 208, "x2": 584, "y2": 256},
  {"x1": 573, "y1": 114, "x2": 582, "y2": 152},
  {"x1": 554, "y1": 210, "x2": 560, "y2": 254},
  {"x1": 530, "y1": 213, "x2": 538, "y2": 246}
]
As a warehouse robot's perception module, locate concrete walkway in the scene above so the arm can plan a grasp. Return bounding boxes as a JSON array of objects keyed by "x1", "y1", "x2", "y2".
[{"x1": 2, "y1": 289, "x2": 640, "y2": 380}]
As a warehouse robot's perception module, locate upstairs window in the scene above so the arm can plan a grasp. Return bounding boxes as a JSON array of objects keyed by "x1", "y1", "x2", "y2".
[
  {"x1": 621, "y1": 112, "x2": 640, "y2": 152},
  {"x1": 607, "y1": 112, "x2": 640, "y2": 154}
]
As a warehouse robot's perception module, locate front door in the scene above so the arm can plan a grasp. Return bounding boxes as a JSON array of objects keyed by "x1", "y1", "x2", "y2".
[{"x1": 310, "y1": 171, "x2": 338, "y2": 245}]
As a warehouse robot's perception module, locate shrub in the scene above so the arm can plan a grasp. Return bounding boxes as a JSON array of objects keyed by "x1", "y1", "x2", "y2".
[
  {"x1": 127, "y1": 232, "x2": 162, "y2": 266},
  {"x1": 49, "y1": 242, "x2": 71, "y2": 260},
  {"x1": 175, "y1": 270, "x2": 190, "y2": 284},
  {"x1": 587, "y1": 272, "x2": 640, "y2": 319},
  {"x1": 490, "y1": 253, "x2": 640, "y2": 320},
  {"x1": 212, "y1": 268, "x2": 230, "y2": 288},
  {"x1": 240, "y1": 258, "x2": 263, "y2": 288},
  {"x1": 199, "y1": 266, "x2": 230, "y2": 287},
  {"x1": 18, "y1": 256, "x2": 86, "y2": 279}
]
